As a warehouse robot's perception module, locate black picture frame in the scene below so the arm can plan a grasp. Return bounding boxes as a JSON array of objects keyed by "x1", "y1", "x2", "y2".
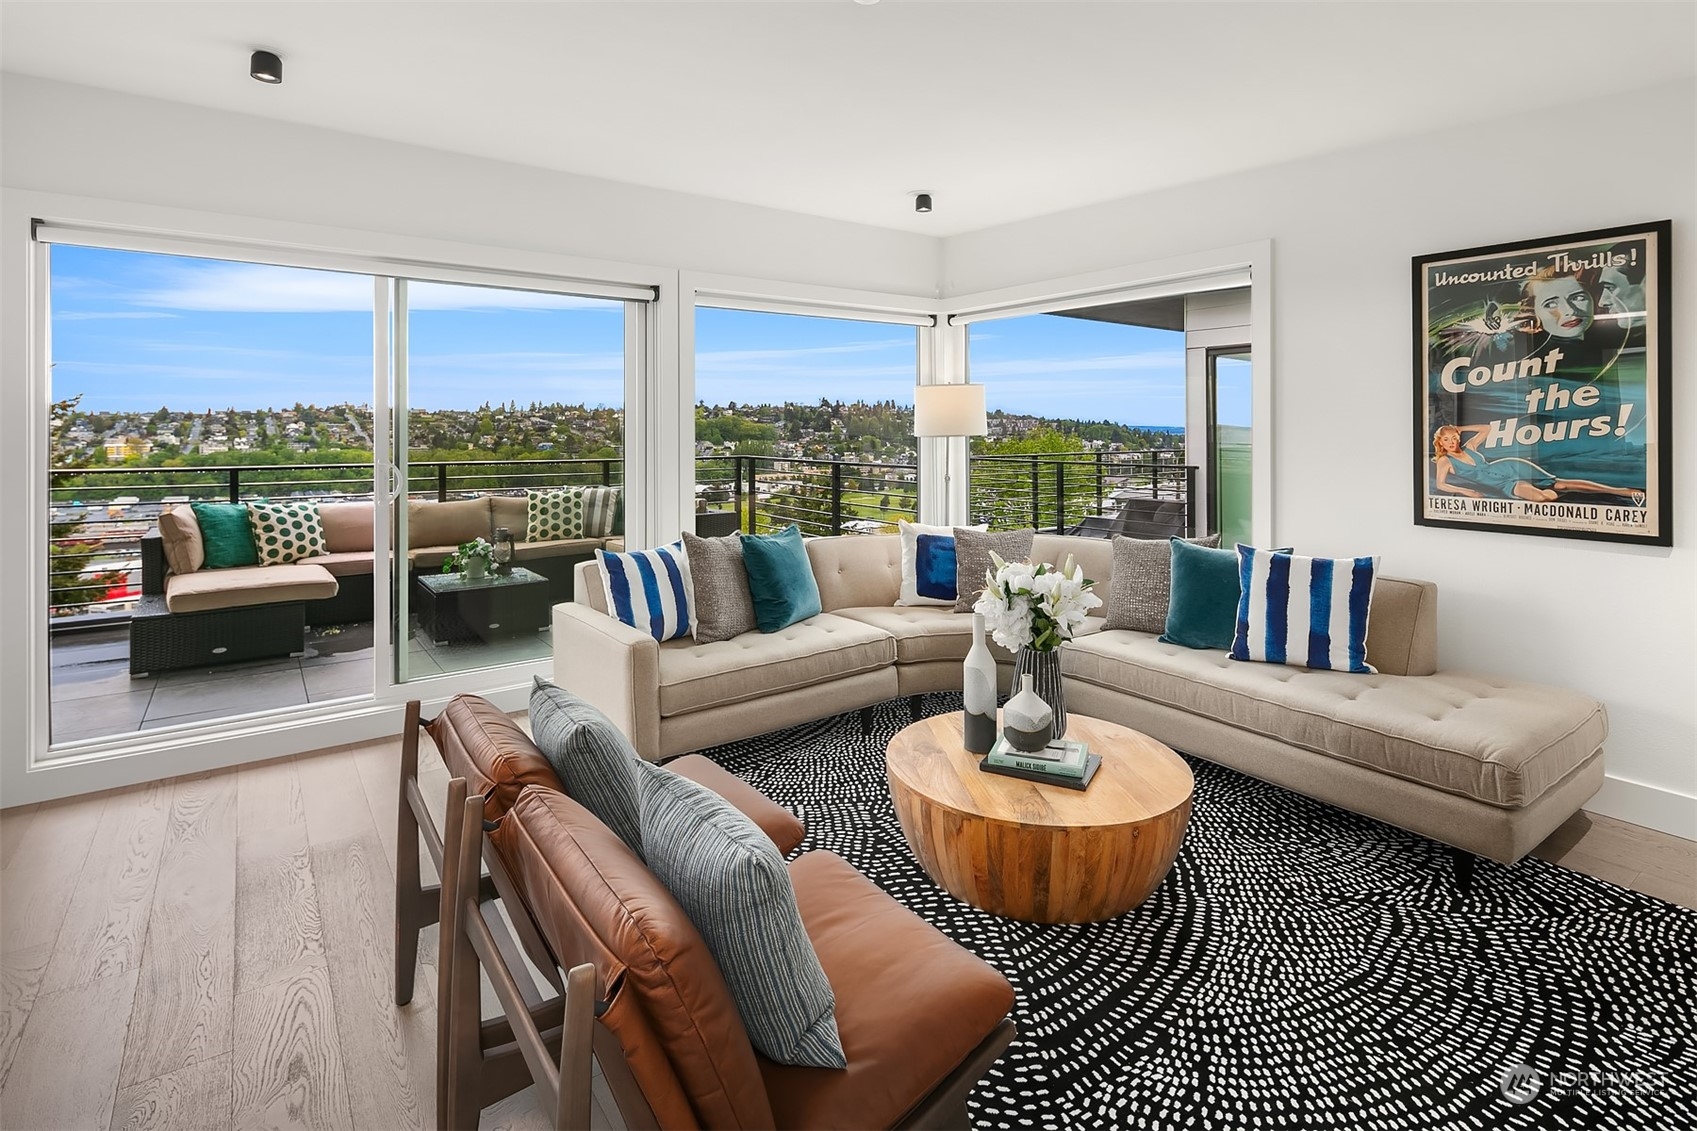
[{"x1": 1412, "y1": 221, "x2": 1671, "y2": 546}]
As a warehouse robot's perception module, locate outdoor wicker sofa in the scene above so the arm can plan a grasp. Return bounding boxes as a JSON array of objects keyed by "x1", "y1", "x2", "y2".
[{"x1": 130, "y1": 494, "x2": 620, "y2": 675}]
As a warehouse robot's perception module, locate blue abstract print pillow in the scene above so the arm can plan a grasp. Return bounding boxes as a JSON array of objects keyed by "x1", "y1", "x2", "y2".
[
  {"x1": 1230, "y1": 546, "x2": 1379, "y2": 673},
  {"x1": 914, "y1": 533, "x2": 958, "y2": 602}
]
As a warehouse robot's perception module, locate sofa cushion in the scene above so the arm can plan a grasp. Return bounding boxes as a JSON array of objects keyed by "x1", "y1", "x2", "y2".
[
  {"x1": 1230, "y1": 546, "x2": 1379, "y2": 674},
  {"x1": 192, "y1": 502, "x2": 260, "y2": 569},
  {"x1": 807, "y1": 534, "x2": 903, "y2": 611},
  {"x1": 247, "y1": 500, "x2": 326, "y2": 566},
  {"x1": 657, "y1": 614, "x2": 895, "y2": 717},
  {"x1": 427, "y1": 693, "x2": 561, "y2": 822},
  {"x1": 494, "y1": 787, "x2": 776, "y2": 1130},
  {"x1": 741, "y1": 525, "x2": 823, "y2": 633},
  {"x1": 682, "y1": 531, "x2": 758, "y2": 644},
  {"x1": 637, "y1": 762, "x2": 845, "y2": 1069},
  {"x1": 158, "y1": 506, "x2": 205, "y2": 575},
  {"x1": 530, "y1": 677, "x2": 644, "y2": 851},
  {"x1": 489, "y1": 494, "x2": 529, "y2": 541},
  {"x1": 953, "y1": 527, "x2": 1035, "y2": 612},
  {"x1": 299, "y1": 551, "x2": 375, "y2": 578},
  {"x1": 1105, "y1": 533, "x2": 1221, "y2": 633},
  {"x1": 318, "y1": 502, "x2": 375, "y2": 553},
  {"x1": 762, "y1": 851, "x2": 1017, "y2": 1130},
  {"x1": 163, "y1": 562, "x2": 337, "y2": 613},
  {"x1": 407, "y1": 497, "x2": 489, "y2": 550},
  {"x1": 898, "y1": 521, "x2": 974, "y2": 607},
  {"x1": 1033, "y1": 532, "x2": 1114, "y2": 616},
  {"x1": 1064, "y1": 631, "x2": 1606, "y2": 808},
  {"x1": 511, "y1": 536, "x2": 602, "y2": 562},
  {"x1": 597, "y1": 542, "x2": 694, "y2": 642},
  {"x1": 830, "y1": 606, "x2": 974, "y2": 665}
]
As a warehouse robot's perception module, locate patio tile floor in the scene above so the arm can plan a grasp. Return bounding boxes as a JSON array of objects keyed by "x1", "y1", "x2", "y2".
[{"x1": 48, "y1": 620, "x2": 549, "y2": 745}]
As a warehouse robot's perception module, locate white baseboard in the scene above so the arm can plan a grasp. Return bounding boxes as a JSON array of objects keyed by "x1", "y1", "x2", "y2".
[{"x1": 1585, "y1": 774, "x2": 1697, "y2": 841}]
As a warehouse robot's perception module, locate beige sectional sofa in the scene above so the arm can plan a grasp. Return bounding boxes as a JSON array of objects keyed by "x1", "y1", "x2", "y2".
[
  {"x1": 133, "y1": 493, "x2": 619, "y2": 674},
  {"x1": 553, "y1": 533, "x2": 1605, "y2": 865}
]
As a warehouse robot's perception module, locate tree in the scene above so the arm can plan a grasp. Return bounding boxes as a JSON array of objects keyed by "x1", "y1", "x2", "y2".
[{"x1": 49, "y1": 394, "x2": 126, "y2": 616}]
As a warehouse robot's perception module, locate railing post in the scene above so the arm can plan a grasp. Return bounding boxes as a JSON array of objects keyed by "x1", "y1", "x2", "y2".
[
  {"x1": 436, "y1": 462, "x2": 448, "y2": 503},
  {"x1": 228, "y1": 467, "x2": 240, "y2": 504},
  {"x1": 1054, "y1": 460, "x2": 1066, "y2": 534},
  {"x1": 1030, "y1": 456, "x2": 1040, "y2": 531},
  {"x1": 1095, "y1": 450, "x2": 1104, "y2": 517},
  {"x1": 731, "y1": 458, "x2": 744, "y2": 532},
  {"x1": 746, "y1": 457, "x2": 759, "y2": 534},
  {"x1": 831, "y1": 462, "x2": 843, "y2": 536},
  {"x1": 1185, "y1": 466, "x2": 1197, "y2": 537},
  {"x1": 601, "y1": 459, "x2": 612, "y2": 487}
]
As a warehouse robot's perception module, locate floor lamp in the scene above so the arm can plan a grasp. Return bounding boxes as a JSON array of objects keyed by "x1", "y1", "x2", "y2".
[{"x1": 913, "y1": 383, "x2": 988, "y2": 527}]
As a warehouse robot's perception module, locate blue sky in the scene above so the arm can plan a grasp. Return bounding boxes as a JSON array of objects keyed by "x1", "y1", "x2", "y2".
[{"x1": 51, "y1": 246, "x2": 1205, "y2": 428}]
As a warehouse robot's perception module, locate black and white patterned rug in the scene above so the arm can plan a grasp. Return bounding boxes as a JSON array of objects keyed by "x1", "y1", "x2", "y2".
[{"x1": 695, "y1": 696, "x2": 1697, "y2": 1131}]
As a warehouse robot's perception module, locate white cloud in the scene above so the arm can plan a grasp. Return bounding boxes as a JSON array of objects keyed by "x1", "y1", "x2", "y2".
[{"x1": 124, "y1": 262, "x2": 623, "y2": 314}]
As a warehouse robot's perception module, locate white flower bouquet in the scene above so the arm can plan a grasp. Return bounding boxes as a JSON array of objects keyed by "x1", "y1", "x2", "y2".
[{"x1": 972, "y1": 551, "x2": 1101, "y2": 652}]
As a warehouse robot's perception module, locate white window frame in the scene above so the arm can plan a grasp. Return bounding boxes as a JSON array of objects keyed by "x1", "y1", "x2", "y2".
[
  {"x1": 942, "y1": 241, "x2": 1274, "y2": 545},
  {"x1": 3, "y1": 189, "x2": 671, "y2": 805}
]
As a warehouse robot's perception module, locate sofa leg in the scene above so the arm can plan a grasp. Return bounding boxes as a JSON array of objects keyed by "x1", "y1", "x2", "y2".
[
  {"x1": 859, "y1": 706, "x2": 875, "y2": 737},
  {"x1": 908, "y1": 695, "x2": 925, "y2": 723},
  {"x1": 1451, "y1": 845, "x2": 1477, "y2": 895}
]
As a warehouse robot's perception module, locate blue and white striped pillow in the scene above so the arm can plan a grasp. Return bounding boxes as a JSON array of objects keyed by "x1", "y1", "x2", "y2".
[
  {"x1": 596, "y1": 541, "x2": 694, "y2": 642},
  {"x1": 1230, "y1": 546, "x2": 1379, "y2": 673}
]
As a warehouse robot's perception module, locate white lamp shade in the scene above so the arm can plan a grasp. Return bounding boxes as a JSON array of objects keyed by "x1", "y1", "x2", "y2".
[{"x1": 912, "y1": 383, "x2": 988, "y2": 437}]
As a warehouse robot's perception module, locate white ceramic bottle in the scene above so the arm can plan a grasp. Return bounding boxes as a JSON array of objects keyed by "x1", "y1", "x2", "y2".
[{"x1": 963, "y1": 613, "x2": 998, "y2": 754}]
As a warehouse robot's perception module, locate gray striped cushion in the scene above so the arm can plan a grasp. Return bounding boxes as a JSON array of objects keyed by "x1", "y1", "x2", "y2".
[
  {"x1": 528, "y1": 677, "x2": 643, "y2": 851},
  {"x1": 681, "y1": 531, "x2": 757, "y2": 643},
  {"x1": 636, "y1": 761, "x2": 845, "y2": 1069},
  {"x1": 1105, "y1": 533, "x2": 1222, "y2": 633}
]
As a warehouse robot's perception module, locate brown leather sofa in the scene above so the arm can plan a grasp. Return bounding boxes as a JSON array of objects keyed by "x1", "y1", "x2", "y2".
[{"x1": 408, "y1": 695, "x2": 1018, "y2": 1129}]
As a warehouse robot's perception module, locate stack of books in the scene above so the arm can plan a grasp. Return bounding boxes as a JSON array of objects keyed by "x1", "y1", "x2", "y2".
[{"x1": 979, "y1": 735, "x2": 1102, "y2": 791}]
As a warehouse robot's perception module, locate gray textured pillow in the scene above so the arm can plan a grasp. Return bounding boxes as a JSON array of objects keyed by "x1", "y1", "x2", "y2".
[
  {"x1": 636, "y1": 761, "x2": 845, "y2": 1069},
  {"x1": 1105, "y1": 533, "x2": 1222, "y2": 633},
  {"x1": 952, "y1": 527, "x2": 1037, "y2": 612},
  {"x1": 681, "y1": 531, "x2": 757, "y2": 643},
  {"x1": 528, "y1": 677, "x2": 643, "y2": 851}
]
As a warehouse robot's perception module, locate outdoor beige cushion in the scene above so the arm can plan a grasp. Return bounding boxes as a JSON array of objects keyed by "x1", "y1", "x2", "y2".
[
  {"x1": 164, "y1": 563, "x2": 338, "y2": 614},
  {"x1": 318, "y1": 502, "x2": 375, "y2": 553},
  {"x1": 407, "y1": 498, "x2": 489, "y2": 549},
  {"x1": 656, "y1": 614, "x2": 895, "y2": 717},
  {"x1": 300, "y1": 551, "x2": 377, "y2": 577},
  {"x1": 512, "y1": 537, "x2": 603, "y2": 562},
  {"x1": 1064, "y1": 630, "x2": 1605, "y2": 808},
  {"x1": 157, "y1": 506, "x2": 205, "y2": 576},
  {"x1": 490, "y1": 494, "x2": 529, "y2": 540}
]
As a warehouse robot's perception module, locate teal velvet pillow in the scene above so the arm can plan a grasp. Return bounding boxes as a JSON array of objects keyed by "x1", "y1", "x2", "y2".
[
  {"x1": 739, "y1": 525, "x2": 822, "y2": 633},
  {"x1": 190, "y1": 502, "x2": 259, "y2": 569},
  {"x1": 1161, "y1": 537, "x2": 1291, "y2": 650}
]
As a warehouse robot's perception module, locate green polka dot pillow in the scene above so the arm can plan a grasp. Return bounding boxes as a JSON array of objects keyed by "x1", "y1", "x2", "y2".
[
  {"x1": 246, "y1": 501, "x2": 326, "y2": 565},
  {"x1": 528, "y1": 486, "x2": 621, "y2": 541}
]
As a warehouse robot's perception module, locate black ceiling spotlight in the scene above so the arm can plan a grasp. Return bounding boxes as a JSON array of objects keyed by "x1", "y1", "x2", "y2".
[
  {"x1": 915, "y1": 193, "x2": 933, "y2": 214},
  {"x1": 250, "y1": 50, "x2": 283, "y2": 84}
]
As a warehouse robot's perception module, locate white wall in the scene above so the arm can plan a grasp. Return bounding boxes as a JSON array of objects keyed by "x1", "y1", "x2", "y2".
[
  {"x1": 0, "y1": 75, "x2": 939, "y2": 295},
  {"x1": 944, "y1": 78, "x2": 1697, "y2": 835}
]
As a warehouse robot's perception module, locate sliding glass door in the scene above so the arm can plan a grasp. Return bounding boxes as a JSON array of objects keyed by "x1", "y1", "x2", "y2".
[{"x1": 391, "y1": 279, "x2": 634, "y2": 684}]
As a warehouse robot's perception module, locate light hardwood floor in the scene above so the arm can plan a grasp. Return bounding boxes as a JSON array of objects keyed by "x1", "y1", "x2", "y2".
[{"x1": 2, "y1": 736, "x2": 1692, "y2": 1130}]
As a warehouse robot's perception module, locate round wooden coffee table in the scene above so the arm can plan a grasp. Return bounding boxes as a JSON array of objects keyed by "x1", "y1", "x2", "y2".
[{"x1": 885, "y1": 712, "x2": 1193, "y2": 923}]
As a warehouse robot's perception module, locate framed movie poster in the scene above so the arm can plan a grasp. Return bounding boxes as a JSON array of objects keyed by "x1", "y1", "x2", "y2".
[{"x1": 1413, "y1": 221, "x2": 1671, "y2": 546}]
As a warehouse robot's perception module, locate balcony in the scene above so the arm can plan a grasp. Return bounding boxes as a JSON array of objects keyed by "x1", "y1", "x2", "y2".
[{"x1": 49, "y1": 452, "x2": 1195, "y2": 744}]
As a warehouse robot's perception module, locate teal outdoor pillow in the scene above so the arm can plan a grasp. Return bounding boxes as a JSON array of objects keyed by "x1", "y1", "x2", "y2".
[
  {"x1": 636, "y1": 760, "x2": 846, "y2": 1069},
  {"x1": 1161, "y1": 537, "x2": 1291, "y2": 650},
  {"x1": 739, "y1": 525, "x2": 822, "y2": 633},
  {"x1": 528, "y1": 677, "x2": 644, "y2": 851},
  {"x1": 190, "y1": 502, "x2": 259, "y2": 569}
]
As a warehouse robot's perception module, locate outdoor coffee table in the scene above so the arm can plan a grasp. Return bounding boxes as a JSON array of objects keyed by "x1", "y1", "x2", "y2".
[
  {"x1": 885, "y1": 712, "x2": 1193, "y2": 923},
  {"x1": 415, "y1": 566, "x2": 551, "y2": 644}
]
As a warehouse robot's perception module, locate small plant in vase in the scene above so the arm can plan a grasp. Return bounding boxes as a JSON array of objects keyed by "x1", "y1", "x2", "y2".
[
  {"x1": 973, "y1": 552, "x2": 1100, "y2": 740},
  {"x1": 443, "y1": 537, "x2": 495, "y2": 580}
]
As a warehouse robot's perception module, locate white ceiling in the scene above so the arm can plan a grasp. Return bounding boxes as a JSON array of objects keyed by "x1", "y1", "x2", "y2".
[{"x1": 4, "y1": 1, "x2": 1694, "y2": 238}]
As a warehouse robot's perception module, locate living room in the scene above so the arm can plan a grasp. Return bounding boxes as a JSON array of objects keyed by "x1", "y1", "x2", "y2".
[{"x1": 1, "y1": 3, "x2": 1693, "y2": 1129}]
